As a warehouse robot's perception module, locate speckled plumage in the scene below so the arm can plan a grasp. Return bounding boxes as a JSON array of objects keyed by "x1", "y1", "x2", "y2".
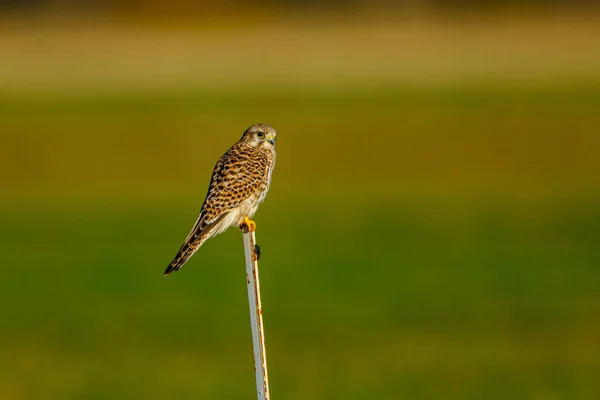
[{"x1": 164, "y1": 124, "x2": 276, "y2": 276}]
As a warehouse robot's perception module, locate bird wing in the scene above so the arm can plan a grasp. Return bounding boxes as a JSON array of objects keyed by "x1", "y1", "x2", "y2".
[{"x1": 183, "y1": 145, "x2": 268, "y2": 245}]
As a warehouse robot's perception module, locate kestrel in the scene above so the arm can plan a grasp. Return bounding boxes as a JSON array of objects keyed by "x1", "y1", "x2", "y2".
[{"x1": 164, "y1": 124, "x2": 277, "y2": 276}]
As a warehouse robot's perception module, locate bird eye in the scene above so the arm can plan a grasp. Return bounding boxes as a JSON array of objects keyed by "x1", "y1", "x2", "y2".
[{"x1": 257, "y1": 132, "x2": 265, "y2": 138}]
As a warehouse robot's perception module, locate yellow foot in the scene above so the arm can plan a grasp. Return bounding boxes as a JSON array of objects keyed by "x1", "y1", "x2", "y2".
[{"x1": 240, "y1": 216, "x2": 257, "y2": 233}]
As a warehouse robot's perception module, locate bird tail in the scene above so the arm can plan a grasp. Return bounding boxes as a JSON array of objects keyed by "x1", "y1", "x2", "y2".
[
  {"x1": 163, "y1": 211, "x2": 229, "y2": 276},
  {"x1": 164, "y1": 240, "x2": 206, "y2": 276}
]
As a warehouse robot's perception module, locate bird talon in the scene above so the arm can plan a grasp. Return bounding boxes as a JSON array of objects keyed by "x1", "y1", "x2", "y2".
[{"x1": 240, "y1": 216, "x2": 257, "y2": 233}]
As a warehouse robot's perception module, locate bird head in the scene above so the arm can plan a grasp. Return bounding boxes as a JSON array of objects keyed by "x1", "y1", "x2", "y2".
[{"x1": 241, "y1": 124, "x2": 277, "y2": 149}]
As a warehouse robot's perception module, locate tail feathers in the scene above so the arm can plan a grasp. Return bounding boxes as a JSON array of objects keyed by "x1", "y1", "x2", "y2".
[
  {"x1": 164, "y1": 212, "x2": 230, "y2": 276},
  {"x1": 164, "y1": 242, "x2": 202, "y2": 276}
]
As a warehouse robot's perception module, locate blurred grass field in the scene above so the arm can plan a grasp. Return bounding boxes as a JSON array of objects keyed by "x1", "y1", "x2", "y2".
[{"x1": 1, "y1": 17, "x2": 600, "y2": 399}]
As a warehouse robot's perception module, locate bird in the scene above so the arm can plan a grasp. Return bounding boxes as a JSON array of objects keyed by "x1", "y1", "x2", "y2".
[{"x1": 164, "y1": 124, "x2": 277, "y2": 276}]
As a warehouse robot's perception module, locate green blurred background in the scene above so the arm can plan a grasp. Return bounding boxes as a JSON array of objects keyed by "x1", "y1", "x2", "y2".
[{"x1": 1, "y1": 1, "x2": 600, "y2": 399}]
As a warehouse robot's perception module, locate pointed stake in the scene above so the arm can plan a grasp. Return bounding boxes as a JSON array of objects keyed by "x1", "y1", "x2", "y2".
[{"x1": 242, "y1": 227, "x2": 270, "y2": 400}]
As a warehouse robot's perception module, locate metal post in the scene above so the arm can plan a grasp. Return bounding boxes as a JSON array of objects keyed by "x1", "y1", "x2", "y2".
[{"x1": 242, "y1": 228, "x2": 270, "y2": 400}]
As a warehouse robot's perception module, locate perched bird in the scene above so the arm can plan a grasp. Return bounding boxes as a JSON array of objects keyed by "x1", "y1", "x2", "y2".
[{"x1": 164, "y1": 124, "x2": 277, "y2": 276}]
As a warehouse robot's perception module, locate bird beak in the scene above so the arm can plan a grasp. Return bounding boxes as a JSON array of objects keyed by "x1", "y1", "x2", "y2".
[{"x1": 267, "y1": 134, "x2": 276, "y2": 145}]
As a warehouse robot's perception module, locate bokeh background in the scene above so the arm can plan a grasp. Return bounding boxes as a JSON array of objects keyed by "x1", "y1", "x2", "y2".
[{"x1": 1, "y1": 1, "x2": 599, "y2": 399}]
